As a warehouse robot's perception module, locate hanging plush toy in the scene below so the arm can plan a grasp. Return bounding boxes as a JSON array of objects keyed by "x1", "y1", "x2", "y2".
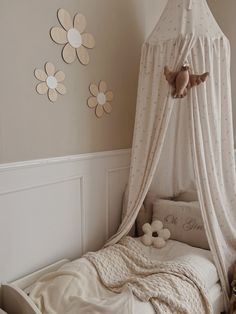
[
  {"x1": 164, "y1": 63, "x2": 209, "y2": 99},
  {"x1": 141, "y1": 220, "x2": 171, "y2": 249}
]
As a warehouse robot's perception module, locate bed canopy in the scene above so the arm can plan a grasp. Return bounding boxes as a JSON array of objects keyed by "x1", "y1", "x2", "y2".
[{"x1": 107, "y1": 0, "x2": 236, "y2": 308}]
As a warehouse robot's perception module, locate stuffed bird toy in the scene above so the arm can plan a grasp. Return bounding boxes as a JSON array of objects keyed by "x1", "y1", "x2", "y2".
[{"x1": 164, "y1": 63, "x2": 209, "y2": 99}]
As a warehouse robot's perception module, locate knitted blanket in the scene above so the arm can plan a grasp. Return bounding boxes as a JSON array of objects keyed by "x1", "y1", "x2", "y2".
[{"x1": 85, "y1": 236, "x2": 213, "y2": 314}]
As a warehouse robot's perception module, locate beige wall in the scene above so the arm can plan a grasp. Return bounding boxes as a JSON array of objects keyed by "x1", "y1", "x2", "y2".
[
  {"x1": 1, "y1": 1, "x2": 235, "y2": 163},
  {"x1": 0, "y1": 0, "x2": 150, "y2": 163}
]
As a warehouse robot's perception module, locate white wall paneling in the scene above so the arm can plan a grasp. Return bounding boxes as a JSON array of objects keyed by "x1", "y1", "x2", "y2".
[
  {"x1": 0, "y1": 149, "x2": 131, "y2": 283},
  {"x1": 106, "y1": 167, "x2": 130, "y2": 239}
]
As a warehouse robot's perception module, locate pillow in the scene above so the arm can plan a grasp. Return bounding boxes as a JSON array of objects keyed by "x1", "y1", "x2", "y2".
[
  {"x1": 173, "y1": 189, "x2": 198, "y2": 202},
  {"x1": 153, "y1": 199, "x2": 209, "y2": 250}
]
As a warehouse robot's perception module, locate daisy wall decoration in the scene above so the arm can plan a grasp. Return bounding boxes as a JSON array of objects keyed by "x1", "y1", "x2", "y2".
[
  {"x1": 34, "y1": 62, "x2": 66, "y2": 102},
  {"x1": 88, "y1": 81, "x2": 114, "y2": 118},
  {"x1": 50, "y1": 8, "x2": 95, "y2": 65}
]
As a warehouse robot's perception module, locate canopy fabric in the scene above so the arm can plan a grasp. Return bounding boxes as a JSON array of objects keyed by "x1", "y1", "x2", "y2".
[{"x1": 106, "y1": 0, "x2": 236, "y2": 309}]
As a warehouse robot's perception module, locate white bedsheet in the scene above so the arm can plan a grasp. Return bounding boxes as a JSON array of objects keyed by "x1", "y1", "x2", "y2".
[
  {"x1": 209, "y1": 284, "x2": 224, "y2": 314},
  {"x1": 137, "y1": 238, "x2": 219, "y2": 289}
]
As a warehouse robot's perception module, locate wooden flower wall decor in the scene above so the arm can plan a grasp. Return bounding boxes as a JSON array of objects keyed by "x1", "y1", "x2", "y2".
[
  {"x1": 88, "y1": 81, "x2": 114, "y2": 118},
  {"x1": 33, "y1": 7, "x2": 115, "y2": 120},
  {"x1": 50, "y1": 8, "x2": 95, "y2": 65},
  {"x1": 34, "y1": 62, "x2": 66, "y2": 102}
]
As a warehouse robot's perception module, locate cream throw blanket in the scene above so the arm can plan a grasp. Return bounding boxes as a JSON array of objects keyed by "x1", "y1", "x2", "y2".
[
  {"x1": 85, "y1": 237, "x2": 212, "y2": 314},
  {"x1": 30, "y1": 237, "x2": 213, "y2": 314}
]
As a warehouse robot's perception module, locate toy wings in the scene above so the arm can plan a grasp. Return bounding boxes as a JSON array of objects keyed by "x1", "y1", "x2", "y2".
[{"x1": 164, "y1": 64, "x2": 209, "y2": 99}]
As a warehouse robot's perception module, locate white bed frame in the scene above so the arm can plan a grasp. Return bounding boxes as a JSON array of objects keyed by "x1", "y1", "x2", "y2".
[
  {"x1": 0, "y1": 258, "x2": 226, "y2": 314},
  {"x1": 1, "y1": 259, "x2": 69, "y2": 314},
  {"x1": 1, "y1": 258, "x2": 226, "y2": 314}
]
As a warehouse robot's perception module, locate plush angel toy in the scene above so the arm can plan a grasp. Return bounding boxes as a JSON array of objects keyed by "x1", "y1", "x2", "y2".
[
  {"x1": 141, "y1": 220, "x2": 171, "y2": 249},
  {"x1": 164, "y1": 63, "x2": 209, "y2": 99}
]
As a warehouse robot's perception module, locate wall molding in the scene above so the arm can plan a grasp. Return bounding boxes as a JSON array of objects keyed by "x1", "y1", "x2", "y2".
[
  {"x1": 105, "y1": 166, "x2": 130, "y2": 240},
  {"x1": 79, "y1": 176, "x2": 86, "y2": 254},
  {"x1": 0, "y1": 174, "x2": 84, "y2": 196},
  {"x1": 0, "y1": 149, "x2": 131, "y2": 172}
]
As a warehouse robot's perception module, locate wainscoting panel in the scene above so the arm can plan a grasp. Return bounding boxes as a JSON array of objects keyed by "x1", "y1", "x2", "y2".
[
  {"x1": 0, "y1": 149, "x2": 131, "y2": 283},
  {"x1": 106, "y1": 167, "x2": 130, "y2": 239}
]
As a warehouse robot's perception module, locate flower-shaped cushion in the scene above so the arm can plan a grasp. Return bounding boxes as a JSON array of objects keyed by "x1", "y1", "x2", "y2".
[{"x1": 141, "y1": 220, "x2": 171, "y2": 249}]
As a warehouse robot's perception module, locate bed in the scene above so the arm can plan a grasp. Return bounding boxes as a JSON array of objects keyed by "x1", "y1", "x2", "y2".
[{"x1": 1, "y1": 237, "x2": 225, "y2": 314}]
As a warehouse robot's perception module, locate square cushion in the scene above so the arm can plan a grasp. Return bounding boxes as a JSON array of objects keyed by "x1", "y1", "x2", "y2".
[
  {"x1": 173, "y1": 189, "x2": 198, "y2": 202},
  {"x1": 153, "y1": 199, "x2": 209, "y2": 250}
]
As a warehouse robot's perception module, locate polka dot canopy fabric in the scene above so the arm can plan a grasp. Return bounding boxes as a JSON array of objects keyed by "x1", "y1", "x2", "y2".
[{"x1": 106, "y1": 0, "x2": 236, "y2": 311}]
